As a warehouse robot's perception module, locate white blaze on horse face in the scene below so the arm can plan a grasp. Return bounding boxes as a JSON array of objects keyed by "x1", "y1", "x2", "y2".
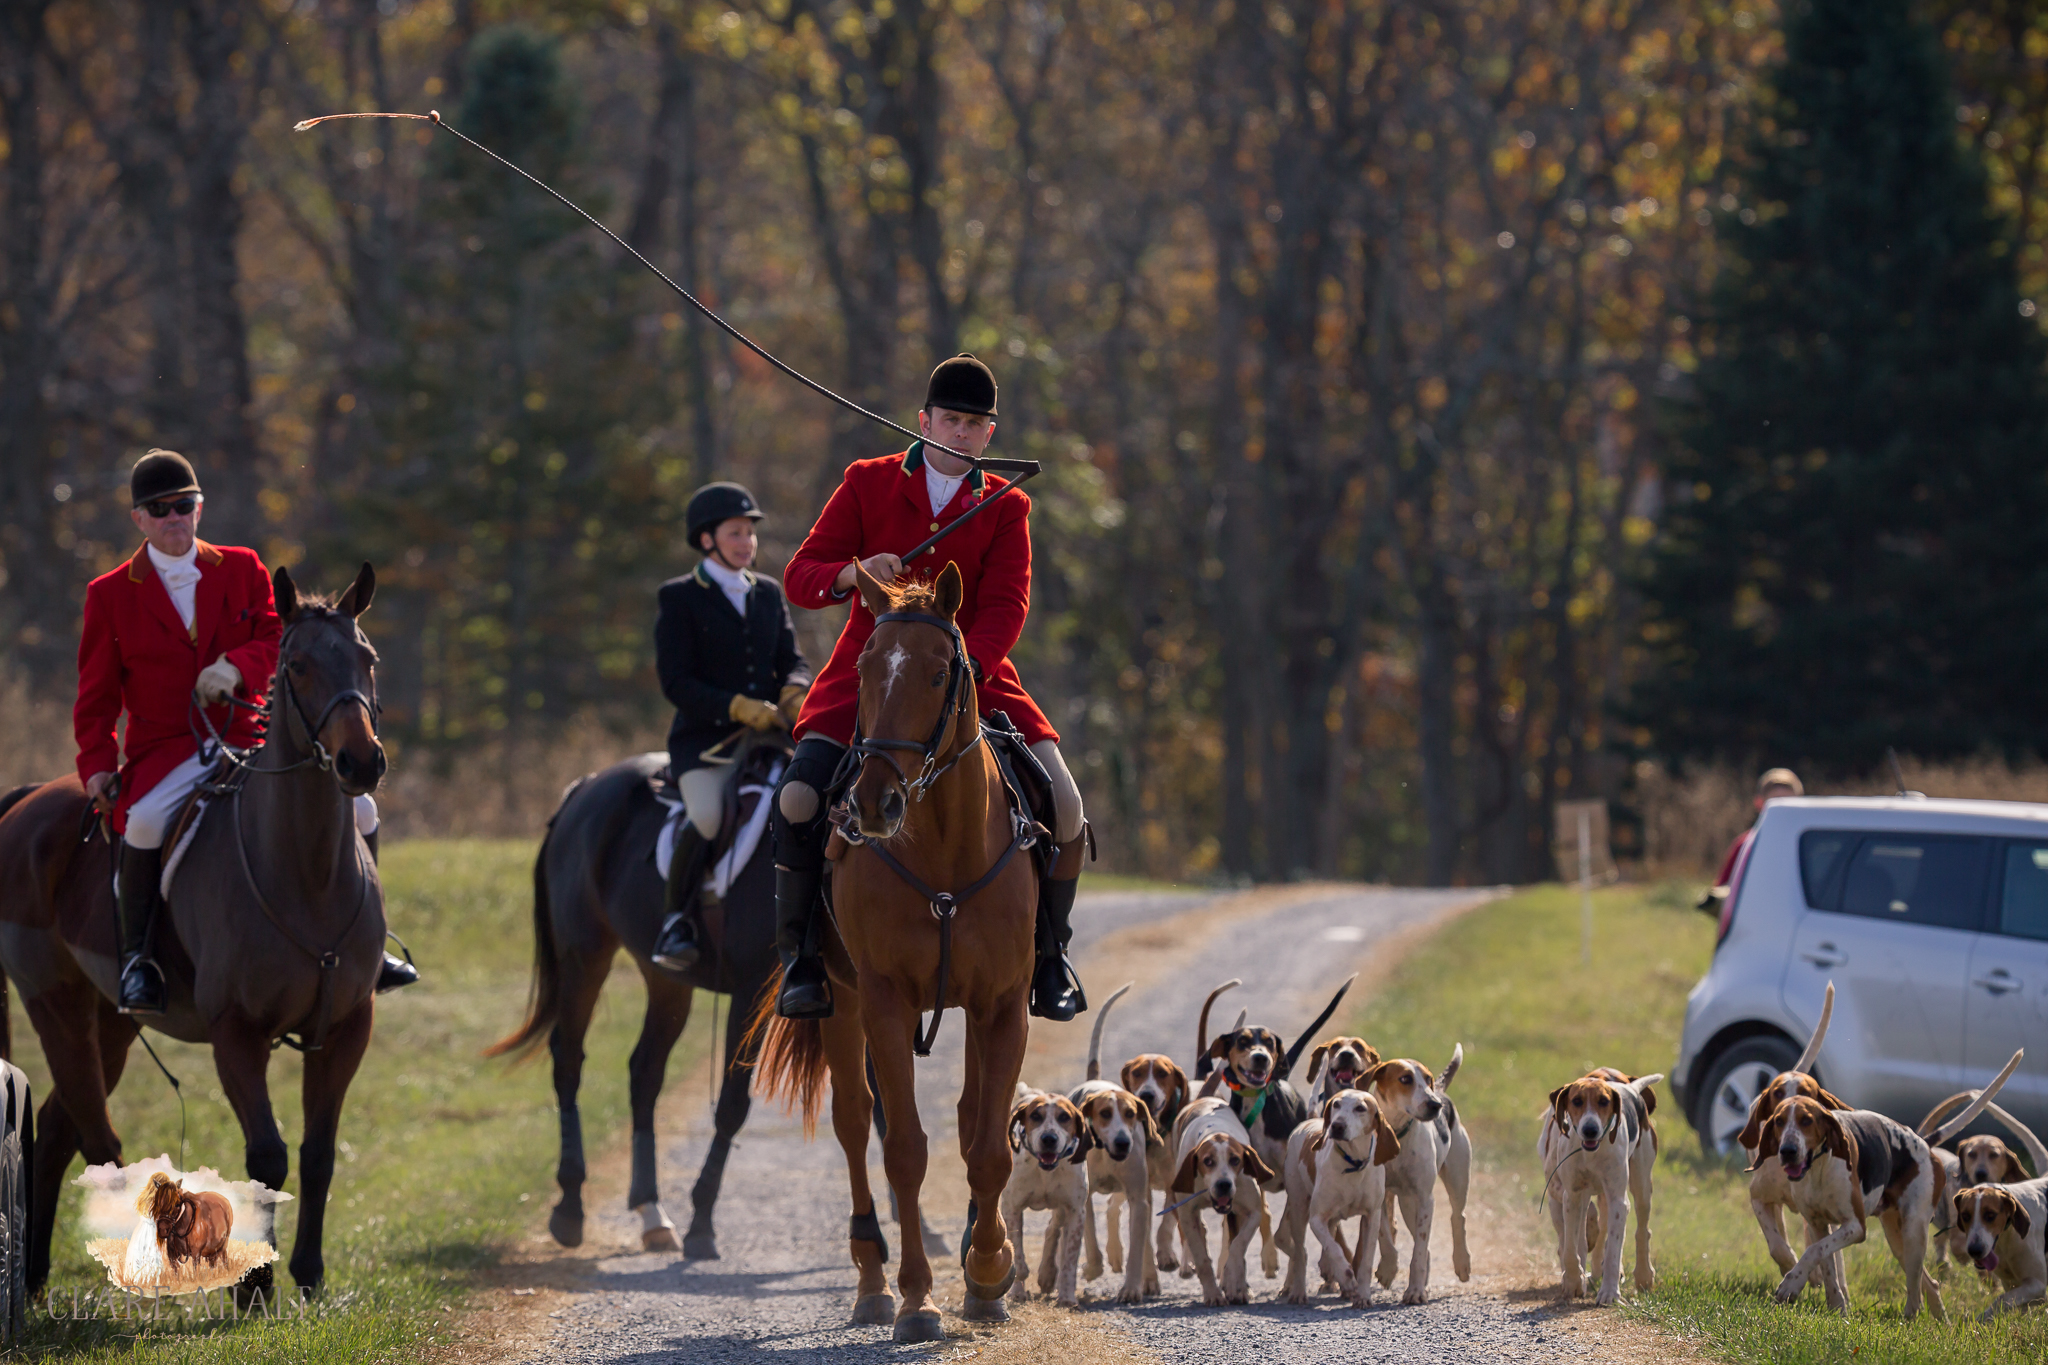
[{"x1": 882, "y1": 643, "x2": 909, "y2": 699}]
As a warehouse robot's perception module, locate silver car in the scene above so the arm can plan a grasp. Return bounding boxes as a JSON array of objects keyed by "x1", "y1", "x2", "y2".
[{"x1": 1672, "y1": 795, "x2": 2048, "y2": 1156}]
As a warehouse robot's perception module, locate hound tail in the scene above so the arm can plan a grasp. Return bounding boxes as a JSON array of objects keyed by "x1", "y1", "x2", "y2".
[
  {"x1": 1438, "y1": 1043, "x2": 1466, "y2": 1094},
  {"x1": 1792, "y1": 981, "x2": 1834, "y2": 1074},
  {"x1": 1930, "y1": 1050, "x2": 2026, "y2": 1147},
  {"x1": 742, "y1": 971, "x2": 828, "y2": 1137},
  {"x1": 1194, "y1": 979, "x2": 1240, "y2": 1079},
  {"x1": 1920, "y1": 1090, "x2": 2048, "y2": 1173},
  {"x1": 1626, "y1": 1071, "x2": 1666, "y2": 1095},
  {"x1": 1280, "y1": 974, "x2": 1358, "y2": 1079},
  {"x1": 1087, "y1": 983, "x2": 1134, "y2": 1081}
]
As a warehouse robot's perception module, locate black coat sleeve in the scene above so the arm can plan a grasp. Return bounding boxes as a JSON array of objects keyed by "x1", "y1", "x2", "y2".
[
  {"x1": 771, "y1": 581, "x2": 812, "y2": 690},
  {"x1": 655, "y1": 582, "x2": 736, "y2": 725}
]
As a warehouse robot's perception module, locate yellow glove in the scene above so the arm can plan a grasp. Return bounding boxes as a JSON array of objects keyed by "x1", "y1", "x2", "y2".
[
  {"x1": 195, "y1": 658, "x2": 242, "y2": 705},
  {"x1": 778, "y1": 682, "x2": 809, "y2": 727},
  {"x1": 729, "y1": 694, "x2": 783, "y2": 731}
]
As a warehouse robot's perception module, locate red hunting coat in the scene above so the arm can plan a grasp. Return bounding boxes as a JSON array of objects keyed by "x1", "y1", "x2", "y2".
[
  {"x1": 74, "y1": 541, "x2": 281, "y2": 833},
  {"x1": 785, "y1": 449, "x2": 1057, "y2": 747}
]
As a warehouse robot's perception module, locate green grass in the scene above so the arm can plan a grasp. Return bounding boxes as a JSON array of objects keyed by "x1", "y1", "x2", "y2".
[
  {"x1": 1347, "y1": 881, "x2": 2048, "y2": 1364},
  {"x1": 8, "y1": 838, "x2": 715, "y2": 1362}
]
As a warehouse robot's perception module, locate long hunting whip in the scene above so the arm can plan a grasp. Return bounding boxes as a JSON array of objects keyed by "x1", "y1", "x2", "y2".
[{"x1": 295, "y1": 110, "x2": 1042, "y2": 561}]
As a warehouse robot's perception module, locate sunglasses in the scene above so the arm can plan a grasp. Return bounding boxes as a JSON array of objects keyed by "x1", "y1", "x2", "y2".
[{"x1": 140, "y1": 496, "x2": 202, "y2": 519}]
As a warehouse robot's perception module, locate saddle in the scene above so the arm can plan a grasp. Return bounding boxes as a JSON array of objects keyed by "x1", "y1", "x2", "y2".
[
  {"x1": 154, "y1": 748, "x2": 243, "y2": 900},
  {"x1": 650, "y1": 732, "x2": 789, "y2": 891}
]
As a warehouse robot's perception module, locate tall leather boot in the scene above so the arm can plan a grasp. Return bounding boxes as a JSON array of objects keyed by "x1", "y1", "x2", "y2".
[
  {"x1": 364, "y1": 829, "x2": 421, "y2": 993},
  {"x1": 652, "y1": 826, "x2": 715, "y2": 972},
  {"x1": 116, "y1": 841, "x2": 167, "y2": 1016},
  {"x1": 774, "y1": 860, "x2": 833, "y2": 1019},
  {"x1": 1029, "y1": 833, "x2": 1089, "y2": 1022}
]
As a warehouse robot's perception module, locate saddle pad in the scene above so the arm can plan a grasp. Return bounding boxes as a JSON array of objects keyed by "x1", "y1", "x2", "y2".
[
  {"x1": 655, "y1": 756, "x2": 784, "y2": 899},
  {"x1": 112, "y1": 797, "x2": 211, "y2": 903}
]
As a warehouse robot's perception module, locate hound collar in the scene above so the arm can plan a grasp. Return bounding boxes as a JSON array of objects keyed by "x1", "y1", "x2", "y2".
[{"x1": 1225, "y1": 1068, "x2": 1275, "y2": 1128}]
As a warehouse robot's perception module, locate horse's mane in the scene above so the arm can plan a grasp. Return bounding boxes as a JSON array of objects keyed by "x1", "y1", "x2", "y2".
[
  {"x1": 138, "y1": 1171, "x2": 181, "y2": 1218},
  {"x1": 879, "y1": 579, "x2": 944, "y2": 613}
]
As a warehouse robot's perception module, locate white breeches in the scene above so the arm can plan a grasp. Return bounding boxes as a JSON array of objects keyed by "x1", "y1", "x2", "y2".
[
  {"x1": 124, "y1": 750, "x2": 377, "y2": 849},
  {"x1": 777, "y1": 737, "x2": 1083, "y2": 845},
  {"x1": 680, "y1": 764, "x2": 732, "y2": 839}
]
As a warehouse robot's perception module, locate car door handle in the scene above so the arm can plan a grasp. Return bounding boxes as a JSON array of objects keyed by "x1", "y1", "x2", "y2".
[
  {"x1": 1801, "y1": 943, "x2": 1847, "y2": 967},
  {"x1": 1973, "y1": 971, "x2": 2024, "y2": 995}
]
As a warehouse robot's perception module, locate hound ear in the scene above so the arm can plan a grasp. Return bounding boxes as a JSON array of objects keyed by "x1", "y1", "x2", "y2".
[
  {"x1": 1167, "y1": 1061, "x2": 1190, "y2": 1106},
  {"x1": 1172, "y1": 1147, "x2": 1201, "y2": 1194},
  {"x1": 1814, "y1": 1105, "x2": 1850, "y2": 1162},
  {"x1": 1007, "y1": 1099, "x2": 1033, "y2": 1153},
  {"x1": 1814, "y1": 1087, "x2": 1848, "y2": 1111},
  {"x1": 2012, "y1": 1196, "x2": 2033, "y2": 1242},
  {"x1": 935, "y1": 561, "x2": 964, "y2": 618},
  {"x1": 1607, "y1": 1087, "x2": 1625, "y2": 1144},
  {"x1": 2004, "y1": 1150, "x2": 2030, "y2": 1184},
  {"x1": 1361, "y1": 1043, "x2": 1382, "y2": 1070},
  {"x1": 1374, "y1": 1107, "x2": 1401, "y2": 1164},
  {"x1": 1062, "y1": 1099, "x2": 1092, "y2": 1162},
  {"x1": 1306, "y1": 1044, "x2": 1331, "y2": 1085},
  {"x1": 1638, "y1": 1083, "x2": 1657, "y2": 1117},
  {"x1": 334, "y1": 561, "x2": 375, "y2": 618},
  {"x1": 273, "y1": 564, "x2": 299, "y2": 622},
  {"x1": 1736, "y1": 1093, "x2": 1770, "y2": 1153},
  {"x1": 1549, "y1": 1085, "x2": 1571, "y2": 1133},
  {"x1": 1751, "y1": 1109, "x2": 1787, "y2": 1172},
  {"x1": 1238, "y1": 1140, "x2": 1277, "y2": 1186},
  {"x1": 1205, "y1": 1034, "x2": 1233, "y2": 1061},
  {"x1": 1120, "y1": 1060, "x2": 1142, "y2": 1094},
  {"x1": 1370, "y1": 1060, "x2": 1407, "y2": 1089}
]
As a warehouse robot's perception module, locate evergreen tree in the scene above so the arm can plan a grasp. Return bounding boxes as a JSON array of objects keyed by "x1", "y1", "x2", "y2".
[{"x1": 1636, "y1": 0, "x2": 2048, "y2": 768}]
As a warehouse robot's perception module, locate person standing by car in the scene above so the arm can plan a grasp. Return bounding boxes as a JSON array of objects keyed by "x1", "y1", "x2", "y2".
[{"x1": 1700, "y1": 767, "x2": 1803, "y2": 910}]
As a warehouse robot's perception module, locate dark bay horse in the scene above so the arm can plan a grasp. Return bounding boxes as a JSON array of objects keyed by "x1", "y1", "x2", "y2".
[
  {"x1": 754, "y1": 562, "x2": 1038, "y2": 1343},
  {"x1": 0, "y1": 564, "x2": 388, "y2": 1300},
  {"x1": 488, "y1": 738, "x2": 782, "y2": 1258}
]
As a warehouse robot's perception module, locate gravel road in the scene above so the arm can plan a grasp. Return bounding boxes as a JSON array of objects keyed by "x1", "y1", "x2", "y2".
[{"x1": 514, "y1": 883, "x2": 1636, "y2": 1364}]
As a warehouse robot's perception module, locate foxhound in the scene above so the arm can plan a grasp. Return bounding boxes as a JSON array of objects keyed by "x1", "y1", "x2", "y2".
[
  {"x1": 1116, "y1": 1049, "x2": 1190, "y2": 1279},
  {"x1": 1168, "y1": 1094, "x2": 1276, "y2": 1306},
  {"x1": 1305, "y1": 1035, "x2": 1382, "y2": 1107},
  {"x1": 1365, "y1": 1046, "x2": 1472, "y2": 1303},
  {"x1": 1918, "y1": 1089, "x2": 2047, "y2": 1262},
  {"x1": 1757, "y1": 1048, "x2": 2021, "y2": 1320},
  {"x1": 1001, "y1": 1087, "x2": 1093, "y2": 1305},
  {"x1": 1067, "y1": 983, "x2": 1158, "y2": 1302},
  {"x1": 1543, "y1": 1069, "x2": 1663, "y2": 1304},
  {"x1": 1732, "y1": 982, "x2": 1849, "y2": 1282},
  {"x1": 1535, "y1": 1068, "x2": 1660, "y2": 1284},
  {"x1": 1279, "y1": 1089, "x2": 1399, "y2": 1306},
  {"x1": 1951, "y1": 1177, "x2": 2048, "y2": 1320}
]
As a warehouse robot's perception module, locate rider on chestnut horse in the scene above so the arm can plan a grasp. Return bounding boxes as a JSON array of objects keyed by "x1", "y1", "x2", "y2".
[
  {"x1": 75, "y1": 449, "x2": 416, "y2": 1015},
  {"x1": 771, "y1": 354, "x2": 1087, "y2": 1022},
  {"x1": 649, "y1": 480, "x2": 812, "y2": 972}
]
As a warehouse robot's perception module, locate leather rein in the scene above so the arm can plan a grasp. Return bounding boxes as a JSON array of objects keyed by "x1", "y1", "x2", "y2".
[{"x1": 832, "y1": 610, "x2": 1035, "y2": 1057}]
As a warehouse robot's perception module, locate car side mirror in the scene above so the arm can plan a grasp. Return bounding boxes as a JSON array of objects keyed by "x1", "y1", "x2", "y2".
[{"x1": 1696, "y1": 885, "x2": 1728, "y2": 916}]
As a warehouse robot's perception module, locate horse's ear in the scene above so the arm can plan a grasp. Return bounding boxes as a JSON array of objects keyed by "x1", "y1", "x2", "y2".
[
  {"x1": 273, "y1": 564, "x2": 299, "y2": 622},
  {"x1": 334, "y1": 561, "x2": 375, "y2": 619},
  {"x1": 855, "y1": 559, "x2": 893, "y2": 617},
  {"x1": 935, "y1": 561, "x2": 964, "y2": 618}
]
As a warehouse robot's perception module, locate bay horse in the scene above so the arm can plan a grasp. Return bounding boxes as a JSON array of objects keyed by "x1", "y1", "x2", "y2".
[
  {"x1": 0, "y1": 563, "x2": 388, "y2": 1301},
  {"x1": 486, "y1": 736, "x2": 785, "y2": 1258},
  {"x1": 753, "y1": 561, "x2": 1039, "y2": 1343}
]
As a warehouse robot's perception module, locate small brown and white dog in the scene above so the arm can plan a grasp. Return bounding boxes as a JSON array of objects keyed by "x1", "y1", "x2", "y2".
[
  {"x1": 1001, "y1": 1086, "x2": 1093, "y2": 1306},
  {"x1": 1538, "y1": 1067, "x2": 1660, "y2": 1279},
  {"x1": 1304, "y1": 1036, "x2": 1382, "y2": 1107},
  {"x1": 1756, "y1": 1048, "x2": 2022, "y2": 1320},
  {"x1": 1364, "y1": 1046, "x2": 1471, "y2": 1303},
  {"x1": 1733, "y1": 983, "x2": 1849, "y2": 1284},
  {"x1": 1918, "y1": 1089, "x2": 2047, "y2": 1262},
  {"x1": 1542, "y1": 1069, "x2": 1663, "y2": 1304},
  {"x1": 140, "y1": 1172, "x2": 234, "y2": 1268},
  {"x1": 1068, "y1": 983, "x2": 1160, "y2": 1302},
  {"x1": 1168, "y1": 1093, "x2": 1277, "y2": 1306},
  {"x1": 1949, "y1": 1101, "x2": 2048, "y2": 1327},
  {"x1": 1280, "y1": 1088, "x2": 1399, "y2": 1307},
  {"x1": 1117, "y1": 1046, "x2": 1192, "y2": 1277}
]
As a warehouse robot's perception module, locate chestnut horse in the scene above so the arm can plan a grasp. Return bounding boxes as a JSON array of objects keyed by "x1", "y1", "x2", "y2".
[
  {"x1": 0, "y1": 564, "x2": 388, "y2": 1301},
  {"x1": 753, "y1": 561, "x2": 1038, "y2": 1343}
]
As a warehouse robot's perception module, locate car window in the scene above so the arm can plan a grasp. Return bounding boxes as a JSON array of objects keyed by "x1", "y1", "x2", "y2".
[
  {"x1": 1836, "y1": 835, "x2": 1988, "y2": 931},
  {"x1": 1996, "y1": 843, "x2": 2048, "y2": 942},
  {"x1": 1799, "y1": 831, "x2": 1854, "y2": 909}
]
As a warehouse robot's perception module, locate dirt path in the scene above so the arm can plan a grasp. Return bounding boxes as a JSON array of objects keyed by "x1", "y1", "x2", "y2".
[{"x1": 477, "y1": 886, "x2": 1703, "y2": 1364}]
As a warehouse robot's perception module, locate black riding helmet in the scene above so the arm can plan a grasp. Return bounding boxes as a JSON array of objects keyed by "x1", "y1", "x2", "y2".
[{"x1": 686, "y1": 481, "x2": 765, "y2": 552}]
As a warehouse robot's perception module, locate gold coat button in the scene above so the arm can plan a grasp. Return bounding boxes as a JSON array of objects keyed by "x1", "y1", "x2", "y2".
[{"x1": 930, "y1": 522, "x2": 940, "y2": 531}]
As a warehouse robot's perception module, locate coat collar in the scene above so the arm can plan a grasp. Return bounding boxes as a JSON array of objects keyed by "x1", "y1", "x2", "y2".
[
  {"x1": 125, "y1": 540, "x2": 226, "y2": 645},
  {"x1": 900, "y1": 441, "x2": 987, "y2": 493},
  {"x1": 691, "y1": 560, "x2": 757, "y2": 615}
]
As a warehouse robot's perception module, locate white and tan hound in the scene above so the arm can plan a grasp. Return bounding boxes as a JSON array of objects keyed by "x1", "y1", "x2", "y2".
[
  {"x1": 1305, "y1": 1035, "x2": 1382, "y2": 1107},
  {"x1": 1116, "y1": 1048, "x2": 1191, "y2": 1280},
  {"x1": 1951, "y1": 1177, "x2": 2048, "y2": 1320},
  {"x1": 1279, "y1": 1088, "x2": 1399, "y2": 1307},
  {"x1": 1542, "y1": 1069, "x2": 1663, "y2": 1304},
  {"x1": 1365, "y1": 1046, "x2": 1472, "y2": 1303},
  {"x1": 1001, "y1": 1087, "x2": 1093, "y2": 1306},
  {"x1": 1168, "y1": 1094, "x2": 1276, "y2": 1306},
  {"x1": 1066, "y1": 983, "x2": 1159, "y2": 1301},
  {"x1": 1758, "y1": 1048, "x2": 2021, "y2": 1320}
]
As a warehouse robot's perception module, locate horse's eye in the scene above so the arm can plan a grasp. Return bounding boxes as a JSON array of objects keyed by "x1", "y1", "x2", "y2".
[
  {"x1": 289, "y1": 658, "x2": 309, "y2": 676},
  {"x1": 932, "y1": 671, "x2": 946, "y2": 686}
]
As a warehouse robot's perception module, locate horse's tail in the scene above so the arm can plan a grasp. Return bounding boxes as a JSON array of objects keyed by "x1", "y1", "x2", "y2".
[
  {"x1": 741, "y1": 970, "x2": 827, "y2": 1137},
  {"x1": 0, "y1": 783, "x2": 44, "y2": 1064},
  {"x1": 484, "y1": 829, "x2": 562, "y2": 1060}
]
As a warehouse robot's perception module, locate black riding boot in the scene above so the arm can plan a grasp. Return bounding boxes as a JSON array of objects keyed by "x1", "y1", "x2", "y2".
[
  {"x1": 774, "y1": 862, "x2": 833, "y2": 1019},
  {"x1": 652, "y1": 826, "x2": 715, "y2": 973},
  {"x1": 1029, "y1": 832, "x2": 1088, "y2": 1021},
  {"x1": 364, "y1": 829, "x2": 421, "y2": 993},
  {"x1": 116, "y1": 841, "x2": 167, "y2": 1016}
]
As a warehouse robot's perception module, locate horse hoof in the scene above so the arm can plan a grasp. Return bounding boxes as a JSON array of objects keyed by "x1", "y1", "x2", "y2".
[
  {"x1": 642, "y1": 1226, "x2": 682, "y2": 1253},
  {"x1": 893, "y1": 1309, "x2": 946, "y2": 1343},
  {"x1": 549, "y1": 1205, "x2": 585, "y2": 1247},
  {"x1": 850, "y1": 1292, "x2": 897, "y2": 1326},
  {"x1": 964, "y1": 1260, "x2": 1018, "y2": 1303},
  {"x1": 683, "y1": 1231, "x2": 720, "y2": 1261},
  {"x1": 960, "y1": 1292, "x2": 1010, "y2": 1323}
]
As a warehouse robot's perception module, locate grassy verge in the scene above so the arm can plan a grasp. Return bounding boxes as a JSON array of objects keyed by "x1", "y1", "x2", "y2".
[
  {"x1": 9, "y1": 838, "x2": 714, "y2": 1363},
  {"x1": 1346, "y1": 881, "x2": 2047, "y2": 1364}
]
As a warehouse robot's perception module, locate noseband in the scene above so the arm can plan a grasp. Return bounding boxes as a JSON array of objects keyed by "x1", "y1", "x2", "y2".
[{"x1": 842, "y1": 610, "x2": 984, "y2": 804}]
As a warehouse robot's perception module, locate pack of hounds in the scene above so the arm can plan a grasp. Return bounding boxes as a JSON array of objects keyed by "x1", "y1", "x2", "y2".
[{"x1": 1001, "y1": 977, "x2": 2039, "y2": 1321}]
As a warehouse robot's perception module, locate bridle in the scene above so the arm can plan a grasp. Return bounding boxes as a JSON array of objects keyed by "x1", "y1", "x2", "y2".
[
  {"x1": 196, "y1": 614, "x2": 381, "y2": 776},
  {"x1": 839, "y1": 610, "x2": 983, "y2": 804}
]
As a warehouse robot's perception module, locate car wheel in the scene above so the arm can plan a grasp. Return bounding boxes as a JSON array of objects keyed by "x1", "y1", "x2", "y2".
[
  {"x1": 1695, "y1": 1036, "x2": 1800, "y2": 1159},
  {"x1": 0, "y1": 1063, "x2": 28, "y2": 1343}
]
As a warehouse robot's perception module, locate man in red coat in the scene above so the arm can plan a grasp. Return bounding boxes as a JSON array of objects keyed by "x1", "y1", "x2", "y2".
[{"x1": 770, "y1": 354, "x2": 1087, "y2": 1021}]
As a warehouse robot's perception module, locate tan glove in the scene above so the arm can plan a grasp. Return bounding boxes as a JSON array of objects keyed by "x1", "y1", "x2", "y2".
[
  {"x1": 729, "y1": 693, "x2": 783, "y2": 731},
  {"x1": 778, "y1": 682, "x2": 810, "y2": 727},
  {"x1": 195, "y1": 657, "x2": 242, "y2": 705}
]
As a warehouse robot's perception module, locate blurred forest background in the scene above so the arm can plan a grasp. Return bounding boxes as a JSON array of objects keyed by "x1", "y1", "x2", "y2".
[{"x1": 6, "y1": 0, "x2": 2048, "y2": 882}]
